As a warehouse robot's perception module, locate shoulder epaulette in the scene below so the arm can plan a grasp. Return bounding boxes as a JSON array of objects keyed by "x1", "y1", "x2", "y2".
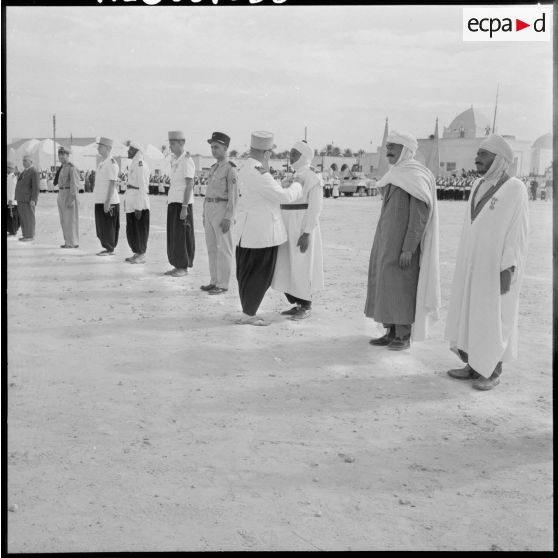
[
  {"x1": 110, "y1": 157, "x2": 116, "y2": 164},
  {"x1": 228, "y1": 161, "x2": 237, "y2": 168},
  {"x1": 256, "y1": 166, "x2": 268, "y2": 175},
  {"x1": 138, "y1": 160, "x2": 143, "y2": 166}
]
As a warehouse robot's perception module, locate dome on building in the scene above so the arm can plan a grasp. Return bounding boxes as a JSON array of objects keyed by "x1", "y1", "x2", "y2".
[
  {"x1": 532, "y1": 132, "x2": 552, "y2": 150},
  {"x1": 443, "y1": 106, "x2": 492, "y2": 139}
]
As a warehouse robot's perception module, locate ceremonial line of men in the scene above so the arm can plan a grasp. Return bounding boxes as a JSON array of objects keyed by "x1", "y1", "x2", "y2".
[{"x1": 7, "y1": 129, "x2": 529, "y2": 391}]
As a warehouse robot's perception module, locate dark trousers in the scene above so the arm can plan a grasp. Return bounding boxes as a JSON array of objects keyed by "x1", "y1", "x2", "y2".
[
  {"x1": 383, "y1": 323, "x2": 411, "y2": 339},
  {"x1": 457, "y1": 349, "x2": 503, "y2": 378},
  {"x1": 7, "y1": 205, "x2": 20, "y2": 235},
  {"x1": 236, "y1": 245, "x2": 278, "y2": 316},
  {"x1": 126, "y1": 210, "x2": 150, "y2": 255},
  {"x1": 17, "y1": 202, "x2": 35, "y2": 238},
  {"x1": 95, "y1": 203, "x2": 120, "y2": 252},
  {"x1": 286, "y1": 293, "x2": 312, "y2": 309},
  {"x1": 167, "y1": 203, "x2": 195, "y2": 269}
]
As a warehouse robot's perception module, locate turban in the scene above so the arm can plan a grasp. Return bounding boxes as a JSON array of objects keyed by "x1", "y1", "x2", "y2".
[
  {"x1": 292, "y1": 140, "x2": 314, "y2": 162},
  {"x1": 477, "y1": 134, "x2": 514, "y2": 185},
  {"x1": 387, "y1": 131, "x2": 418, "y2": 154},
  {"x1": 291, "y1": 140, "x2": 314, "y2": 171},
  {"x1": 479, "y1": 134, "x2": 513, "y2": 163},
  {"x1": 126, "y1": 140, "x2": 145, "y2": 153}
]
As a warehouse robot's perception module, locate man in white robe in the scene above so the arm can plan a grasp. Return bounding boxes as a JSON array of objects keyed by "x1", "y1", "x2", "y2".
[
  {"x1": 271, "y1": 140, "x2": 324, "y2": 320},
  {"x1": 445, "y1": 134, "x2": 529, "y2": 391}
]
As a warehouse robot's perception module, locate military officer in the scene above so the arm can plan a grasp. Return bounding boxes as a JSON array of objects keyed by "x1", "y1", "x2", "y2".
[
  {"x1": 56, "y1": 145, "x2": 81, "y2": 248},
  {"x1": 124, "y1": 141, "x2": 151, "y2": 264},
  {"x1": 200, "y1": 131, "x2": 239, "y2": 295}
]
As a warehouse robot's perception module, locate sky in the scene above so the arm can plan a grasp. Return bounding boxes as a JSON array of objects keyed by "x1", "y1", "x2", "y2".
[{"x1": 5, "y1": 4, "x2": 554, "y2": 155}]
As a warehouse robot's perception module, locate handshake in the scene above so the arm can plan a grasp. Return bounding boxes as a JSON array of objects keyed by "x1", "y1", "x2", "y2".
[{"x1": 281, "y1": 173, "x2": 301, "y2": 189}]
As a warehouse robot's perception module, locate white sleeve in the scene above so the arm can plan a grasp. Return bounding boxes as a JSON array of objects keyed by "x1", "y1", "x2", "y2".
[
  {"x1": 258, "y1": 172, "x2": 302, "y2": 203},
  {"x1": 302, "y1": 178, "x2": 323, "y2": 234},
  {"x1": 184, "y1": 158, "x2": 195, "y2": 180},
  {"x1": 108, "y1": 161, "x2": 119, "y2": 181},
  {"x1": 501, "y1": 190, "x2": 529, "y2": 275}
]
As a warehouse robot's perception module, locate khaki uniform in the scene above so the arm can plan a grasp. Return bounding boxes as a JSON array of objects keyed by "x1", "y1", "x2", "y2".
[
  {"x1": 57, "y1": 162, "x2": 81, "y2": 246},
  {"x1": 203, "y1": 159, "x2": 239, "y2": 289}
]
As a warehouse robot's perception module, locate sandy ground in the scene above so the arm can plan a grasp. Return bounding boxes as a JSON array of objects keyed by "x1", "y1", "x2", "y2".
[{"x1": 6, "y1": 192, "x2": 553, "y2": 552}]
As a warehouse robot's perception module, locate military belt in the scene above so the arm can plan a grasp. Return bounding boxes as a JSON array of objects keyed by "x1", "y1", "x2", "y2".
[
  {"x1": 127, "y1": 185, "x2": 139, "y2": 190},
  {"x1": 205, "y1": 197, "x2": 228, "y2": 202},
  {"x1": 280, "y1": 204, "x2": 308, "y2": 210}
]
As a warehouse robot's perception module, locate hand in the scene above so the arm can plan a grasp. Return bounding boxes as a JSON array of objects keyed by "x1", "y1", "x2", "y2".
[
  {"x1": 399, "y1": 250, "x2": 413, "y2": 268},
  {"x1": 180, "y1": 206, "x2": 188, "y2": 220},
  {"x1": 135, "y1": 210, "x2": 142, "y2": 221},
  {"x1": 500, "y1": 269, "x2": 513, "y2": 294},
  {"x1": 220, "y1": 218, "x2": 231, "y2": 234},
  {"x1": 297, "y1": 233, "x2": 310, "y2": 253},
  {"x1": 281, "y1": 176, "x2": 294, "y2": 189},
  {"x1": 104, "y1": 201, "x2": 111, "y2": 214}
]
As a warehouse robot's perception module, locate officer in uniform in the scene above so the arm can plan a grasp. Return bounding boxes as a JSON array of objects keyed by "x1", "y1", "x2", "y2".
[
  {"x1": 93, "y1": 136, "x2": 120, "y2": 256},
  {"x1": 6, "y1": 161, "x2": 20, "y2": 236},
  {"x1": 124, "y1": 141, "x2": 150, "y2": 264},
  {"x1": 56, "y1": 145, "x2": 81, "y2": 248},
  {"x1": 200, "y1": 132, "x2": 239, "y2": 295},
  {"x1": 165, "y1": 130, "x2": 196, "y2": 277}
]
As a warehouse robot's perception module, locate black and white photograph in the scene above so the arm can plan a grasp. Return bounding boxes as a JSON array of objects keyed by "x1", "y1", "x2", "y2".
[{"x1": 4, "y1": 1, "x2": 554, "y2": 552}]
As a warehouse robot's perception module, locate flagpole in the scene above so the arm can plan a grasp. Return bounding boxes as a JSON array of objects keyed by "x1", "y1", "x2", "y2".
[
  {"x1": 492, "y1": 83, "x2": 499, "y2": 134},
  {"x1": 52, "y1": 115, "x2": 56, "y2": 171}
]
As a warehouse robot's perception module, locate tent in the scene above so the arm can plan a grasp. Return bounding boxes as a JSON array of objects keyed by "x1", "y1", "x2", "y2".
[
  {"x1": 30, "y1": 139, "x2": 63, "y2": 172},
  {"x1": 144, "y1": 144, "x2": 166, "y2": 171}
]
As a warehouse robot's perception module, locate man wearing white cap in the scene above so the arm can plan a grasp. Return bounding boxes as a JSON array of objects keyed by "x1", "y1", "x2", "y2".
[
  {"x1": 235, "y1": 131, "x2": 303, "y2": 326},
  {"x1": 445, "y1": 134, "x2": 529, "y2": 391},
  {"x1": 123, "y1": 141, "x2": 150, "y2": 264},
  {"x1": 271, "y1": 139, "x2": 324, "y2": 320},
  {"x1": 365, "y1": 131, "x2": 440, "y2": 351},
  {"x1": 165, "y1": 130, "x2": 196, "y2": 277},
  {"x1": 94, "y1": 137, "x2": 120, "y2": 256},
  {"x1": 6, "y1": 161, "x2": 20, "y2": 236},
  {"x1": 56, "y1": 145, "x2": 80, "y2": 248}
]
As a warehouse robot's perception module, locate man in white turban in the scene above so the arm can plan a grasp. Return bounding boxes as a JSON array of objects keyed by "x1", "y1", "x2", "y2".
[
  {"x1": 365, "y1": 131, "x2": 440, "y2": 350},
  {"x1": 445, "y1": 134, "x2": 529, "y2": 391},
  {"x1": 271, "y1": 139, "x2": 324, "y2": 320}
]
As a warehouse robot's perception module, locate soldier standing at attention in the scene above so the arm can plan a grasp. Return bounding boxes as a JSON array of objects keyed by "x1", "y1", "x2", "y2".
[
  {"x1": 124, "y1": 141, "x2": 151, "y2": 264},
  {"x1": 200, "y1": 132, "x2": 239, "y2": 296},
  {"x1": 165, "y1": 130, "x2": 196, "y2": 277},
  {"x1": 93, "y1": 137, "x2": 120, "y2": 256},
  {"x1": 56, "y1": 145, "x2": 80, "y2": 248}
]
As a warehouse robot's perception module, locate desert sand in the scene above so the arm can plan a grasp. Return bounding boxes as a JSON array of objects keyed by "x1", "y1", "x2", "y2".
[{"x1": 6, "y1": 192, "x2": 552, "y2": 551}]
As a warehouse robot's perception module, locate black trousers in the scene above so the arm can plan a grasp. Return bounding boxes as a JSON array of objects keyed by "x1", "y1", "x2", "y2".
[
  {"x1": 95, "y1": 203, "x2": 120, "y2": 252},
  {"x1": 167, "y1": 203, "x2": 195, "y2": 269},
  {"x1": 6, "y1": 206, "x2": 20, "y2": 235},
  {"x1": 17, "y1": 202, "x2": 36, "y2": 239},
  {"x1": 236, "y1": 245, "x2": 278, "y2": 316},
  {"x1": 286, "y1": 293, "x2": 311, "y2": 309},
  {"x1": 126, "y1": 210, "x2": 150, "y2": 255}
]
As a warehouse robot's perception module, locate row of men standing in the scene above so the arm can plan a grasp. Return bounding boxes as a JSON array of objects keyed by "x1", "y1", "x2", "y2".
[{"x1": 7, "y1": 130, "x2": 325, "y2": 321}]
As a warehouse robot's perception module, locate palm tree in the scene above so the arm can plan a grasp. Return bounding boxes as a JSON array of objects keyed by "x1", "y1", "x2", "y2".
[
  {"x1": 344, "y1": 148, "x2": 353, "y2": 157},
  {"x1": 229, "y1": 149, "x2": 238, "y2": 158},
  {"x1": 332, "y1": 146, "x2": 341, "y2": 157}
]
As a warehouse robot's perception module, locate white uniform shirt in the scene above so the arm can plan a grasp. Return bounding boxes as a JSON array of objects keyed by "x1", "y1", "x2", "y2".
[
  {"x1": 125, "y1": 153, "x2": 150, "y2": 213},
  {"x1": 168, "y1": 151, "x2": 196, "y2": 204},
  {"x1": 94, "y1": 156, "x2": 120, "y2": 204},
  {"x1": 7, "y1": 173, "x2": 17, "y2": 205}
]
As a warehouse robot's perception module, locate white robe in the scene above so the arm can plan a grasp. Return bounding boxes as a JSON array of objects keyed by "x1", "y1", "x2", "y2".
[
  {"x1": 445, "y1": 176, "x2": 529, "y2": 378},
  {"x1": 271, "y1": 166, "x2": 324, "y2": 301}
]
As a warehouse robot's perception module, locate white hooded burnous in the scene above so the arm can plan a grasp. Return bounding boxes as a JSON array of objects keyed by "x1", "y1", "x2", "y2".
[
  {"x1": 445, "y1": 134, "x2": 530, "y2": 378},
  {"x1": 271, "y1": 140, "x2": 324, "y2": 305}
]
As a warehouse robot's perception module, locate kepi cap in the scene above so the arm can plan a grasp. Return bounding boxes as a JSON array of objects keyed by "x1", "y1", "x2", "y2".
[
  {"x1": 207, "y1": 131, "x2": 230, "y2": 148},
  {"x1": 58, "y1": 145, "x2": 72, "y2": 155},
  {"x1": 168, "y1": 130, "x2": 186, "y2": 141},
  {"x1": 250, "y1": 131, "x2": 276, "y2": 151},
  {"x1": 97, "y1": 136, "x2": 114, "y2": 148}
]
